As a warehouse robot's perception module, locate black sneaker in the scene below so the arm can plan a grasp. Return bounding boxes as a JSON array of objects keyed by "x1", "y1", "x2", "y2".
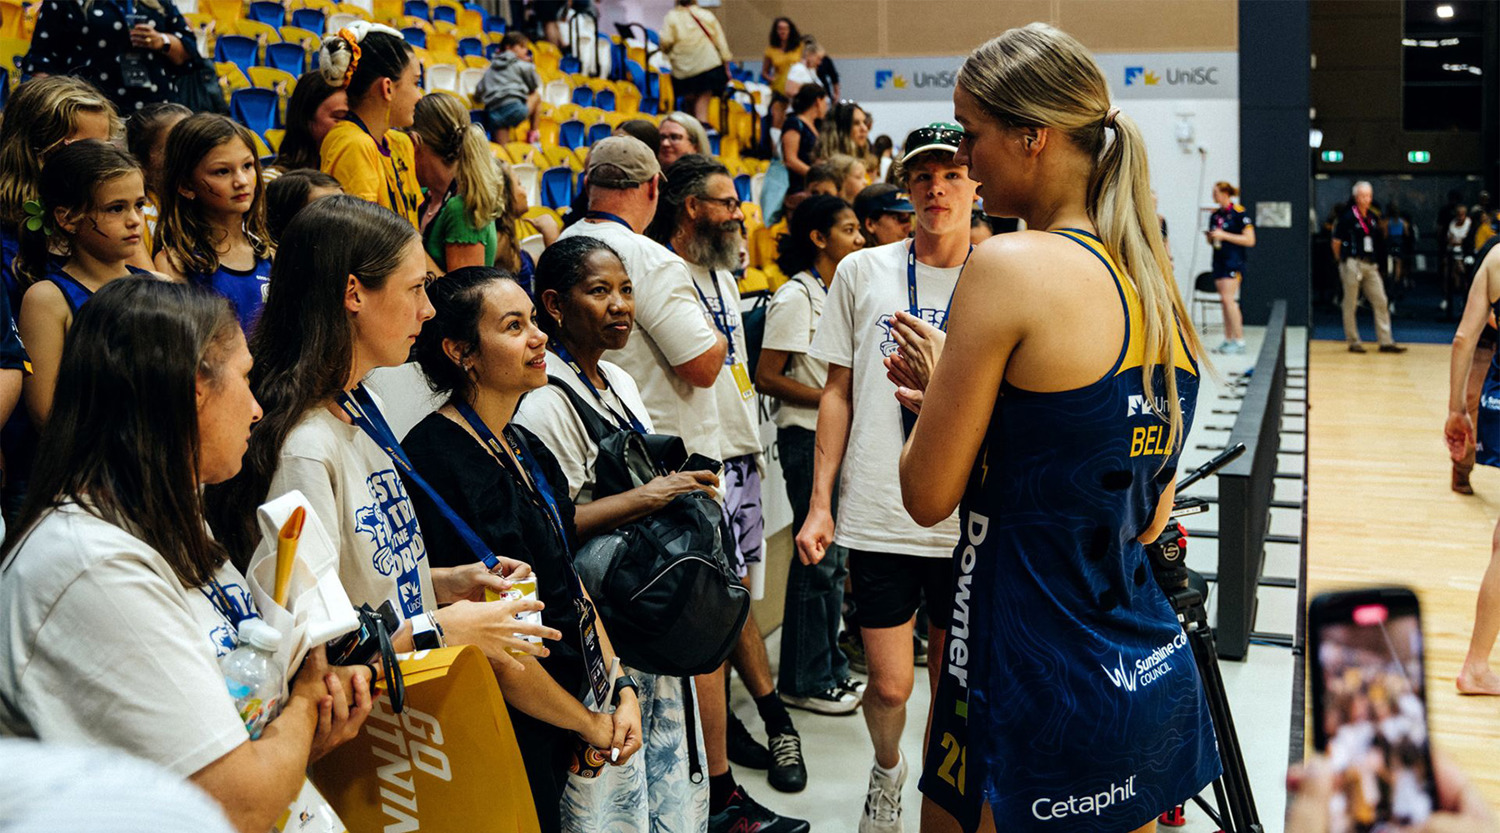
[
  {"x1": 709, "y1": 786, "x2": 811, "y2": 833},
  {"x1": 727, "y1": 712, "x2": 770, "y2": 770},
  {"x1": 767, "y1": 732, "x2": 808, "y2": 793},
  {"x1": 780, "y1": 687, "x2": 860, "y2": 715},
  {"x1": 839, "y1": 676, "x2": 867, "y2": 697}
]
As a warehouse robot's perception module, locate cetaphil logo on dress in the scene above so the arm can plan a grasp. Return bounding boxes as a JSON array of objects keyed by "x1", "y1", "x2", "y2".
[
  {"x1": 1032, "y1": 775, "x2": 1138, "y2": 821},
  {"x1": 1100, "y1": 631, "x2": 1187, "y2": 692}
]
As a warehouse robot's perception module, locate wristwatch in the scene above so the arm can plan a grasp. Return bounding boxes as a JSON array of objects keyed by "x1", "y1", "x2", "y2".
[
  {"x1": 157, "y1": 33, "x2": 173, "y2": 54},
  {"x1": 411, "y1": 612, "x2": 446, "y2": 651},
  {"x1": 611, "y1": 674, "x2": 639, "y2": 706}
]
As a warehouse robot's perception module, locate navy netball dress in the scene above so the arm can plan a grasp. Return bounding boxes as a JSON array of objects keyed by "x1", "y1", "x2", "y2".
[
  {"x1": 921, "y1": 229, "x2": 1219, "y2": 832},
  {"x1": 189, "y1": 256, "x2": 271, "y2": 333},
  {"x1": 1209, "y1": 202, "x2": 1252, "y2": 280}
]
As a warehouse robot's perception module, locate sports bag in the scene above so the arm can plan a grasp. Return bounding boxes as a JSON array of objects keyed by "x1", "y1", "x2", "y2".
[{"x1": 547, "y1": 377, "x2": 749, "y2": 676}]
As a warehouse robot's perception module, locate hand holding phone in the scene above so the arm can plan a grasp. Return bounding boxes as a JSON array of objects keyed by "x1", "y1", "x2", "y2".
[
  {"x1": 1308, "y1": 587, "x2": 1436, "y2": 832},
  {"x1": 678, "y1": 453, "x2": 722, "y2": 475}
]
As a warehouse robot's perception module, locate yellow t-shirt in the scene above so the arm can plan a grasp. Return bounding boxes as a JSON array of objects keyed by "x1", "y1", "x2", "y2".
[
  {"x1": 1477, "y1": 220, "x2": 1497, "y2": 252},
  {"x1": 763, "y1": 46, "x2": 800, "y2": 96},
  {"x1": 320, "y1": 119, "x2": 421, "y2": 228}
]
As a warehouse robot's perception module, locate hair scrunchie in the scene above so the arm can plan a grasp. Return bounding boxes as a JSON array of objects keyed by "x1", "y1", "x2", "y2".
[
  {"x1": 1102, "y1": 107, "x2": 1120, "y2": 130},
  {"x1": 319, "y1": 22, "x2": 407, "y2": 89}
]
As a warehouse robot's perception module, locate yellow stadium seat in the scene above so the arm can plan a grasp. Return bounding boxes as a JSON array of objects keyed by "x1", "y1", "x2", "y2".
[
  {"x1": 463, "y1": 54, "x2": 488, "y2": 70},
  {"x1": 338, "y1": 1, "x2": 375, "y2": 18},
  {"x1": 719, "y1": 134, "x2": 741, "y2": 163},
  {"x1": 265, "y1": 127, "x2": 285, "y2": 152},
  {"x1": 578, "y1": 106, "x2": 606, "y2": 125},
  {"x1": 216, "y1": 61, "x2": 252, "y2": 92},
  {"x1": 0, "y1": 36, "x2": 26, "y2": 74},
  {"x1": 614, "y1": 83, "x2": 640, "y2": 115},
  {"x1": 278, "y1": 25, "x2": 320, "y2": 47},
  {"x1": 205, "y1": 0, "x2": 243, "y2": 27},
  {"x1": 234, "y1": 18, "x2": 282, "y2": 43},
  {"x1": 250, "y1": 131, "x2": 273, "y2": 157},
  {"x1": 399, "y1": 15, "x2": 431, "y2": 32},
  {"x1": 432, "y1": 19, "x2": 456, "y2": 35},
  {"x1": 551, "y1": 102, "x2": 581, "y2": 122},
  {"x1": 738, "y1": 268, "x2": 769, "y2": 297},
  {"x1": 185, "y1": 11, "x2": 215, "y2": 28},
  {"x1": 571, "y1": 146, "x2": 589, "y2": 169},
  {"x1": 541, "y1": 145, "x2": 572, "y2": 169},
  {"x1": 368, "y1": 0, "x2": 399, "y2": 20},
  {"x1": 426, "y1": 31, "x2": 458, "y2": 59},
  {"x1": 602, "y1": 111, "x2": 628, "y2": 128},
  {"x1": 293, "y1": 0, "x2": 337, "y2": 11},
  {"x1": 741, "y1": 201, "x2": 762, "y2": 229},
  {"x1": 455, "y1": 8, "x2": 482, "y2": 37},
  {"x1": 533, "y1": 41, "x2": 562, "y2": 62},
  {"x1": 523, "y1": 205, "x2": 560, "y2": 228},
  {"x1": 249, "y1": 66, "x2": 297, "y2": 92},
  {"x1": 505, "y1": 142, "x2": 538, "y2": 165},
  {"x1": 0, "y1": 1, "x2": 24, "y2": 40},
  {"x1": 748, "y1": 224, "x2": 779, "y2": 271},
  {"x1": 532, "y1": 117, "x2": 559, "y2": 148}
]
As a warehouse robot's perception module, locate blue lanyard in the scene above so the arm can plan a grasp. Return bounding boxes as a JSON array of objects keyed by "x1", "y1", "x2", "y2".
[
  {"x1": 907, "y1": 240, "x2": 972, "y2": 331},
  {"x1": 806, "y1": 268, "x2": 829, "y2": 294},
  {"x1": 449, "y1": 400, "x2": 591, "y2": 604},
  {"x1": 585, "y1": 211, "x2": 632, "y2": 229},
  {"x1": 551, "y1": 342, "x2": 648, "y2": 434},
  {"x1": 666, "y1": 242, "x2": 738, "y2": 364},
  {"x1": 336, "y1": 385, "x2": 501, "y2": 573},
  {"x1": 690, "y1": 269, "x2": 738, "y2": 364}
]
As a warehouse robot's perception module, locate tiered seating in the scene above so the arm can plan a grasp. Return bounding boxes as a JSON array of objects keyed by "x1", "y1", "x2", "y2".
[{"x1": 0, "y1": 0, "x2": 775, "y2": 292}]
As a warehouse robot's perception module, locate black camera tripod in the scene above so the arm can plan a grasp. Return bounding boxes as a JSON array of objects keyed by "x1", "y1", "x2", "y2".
[{"x1": 1147, "y1": 443, "x2": 1264, "y2": 833}]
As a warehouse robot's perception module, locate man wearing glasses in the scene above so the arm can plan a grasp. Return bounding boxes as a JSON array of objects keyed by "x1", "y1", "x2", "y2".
[
  {"x1": 648, "y1": 153, "x2": 815, "y2": 833},
  {"x1": 797, "y1": 123, "x2": 976, "y2": 833}
]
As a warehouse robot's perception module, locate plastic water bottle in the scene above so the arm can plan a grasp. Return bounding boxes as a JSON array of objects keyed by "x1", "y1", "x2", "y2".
[{"x1": 220, "y1": 618, "x2": 284, "y2": 739}]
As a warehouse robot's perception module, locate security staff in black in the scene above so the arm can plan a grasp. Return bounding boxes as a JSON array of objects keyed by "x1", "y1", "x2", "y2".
[{"x1": 1333, "y1": 181, "x2": 1405, "y2": 353}]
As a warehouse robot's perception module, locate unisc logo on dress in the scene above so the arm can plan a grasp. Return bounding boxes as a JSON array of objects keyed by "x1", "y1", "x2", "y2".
[{"x1": 1127, "y1": 65, "x2": 1219, "y2": 87}]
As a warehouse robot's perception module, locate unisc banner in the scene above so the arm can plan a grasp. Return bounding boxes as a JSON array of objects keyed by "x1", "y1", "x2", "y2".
[{"x1": 840, "y1": 51, "x2": 1237, "y2": 103}]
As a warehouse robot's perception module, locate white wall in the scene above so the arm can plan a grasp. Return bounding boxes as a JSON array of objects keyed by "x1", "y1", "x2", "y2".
[{"x1": 861, "y1": 96, "x2": 1239, "y2": 300}]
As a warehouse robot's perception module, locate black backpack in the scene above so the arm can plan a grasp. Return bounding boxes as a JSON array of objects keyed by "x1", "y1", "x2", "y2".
[{"x1": 547, "y1": 377, "x2": 750, "y2": 677}]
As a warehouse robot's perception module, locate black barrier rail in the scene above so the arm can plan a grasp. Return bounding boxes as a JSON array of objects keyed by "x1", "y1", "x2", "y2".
[{"x1": 1215, "y1": 300, "x2": 1289, "y2": 661}]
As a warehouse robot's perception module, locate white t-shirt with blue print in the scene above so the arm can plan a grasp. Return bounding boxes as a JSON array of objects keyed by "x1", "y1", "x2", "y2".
[
  {"x1": 271, "y1": 401, "x2": 434, "y2": 621},
  {"x1": 808, "y1": 239, "x2": 962, "y2": 558},
  {"x1": 0, "y1": 503, "x2": 257, "y2": 777}
]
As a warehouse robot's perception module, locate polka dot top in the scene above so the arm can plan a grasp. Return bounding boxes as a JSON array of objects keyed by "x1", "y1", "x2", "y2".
[{"x1": 23, "y1": 0, "x2": 196, "y2": 113}]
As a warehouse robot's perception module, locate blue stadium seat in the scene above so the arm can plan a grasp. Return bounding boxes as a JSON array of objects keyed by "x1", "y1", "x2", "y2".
[
  {"x1": 540, "y1": 166, "x2": 573, "y2": 209},
  {"x1": 559, "y1": 55, "x2": 581, "y2": 74},
  {"x1": 470, "y1": 109, "x2": 486, "y2": 126},
  {"x1": 644, "y1": 28, "x2": 659, "y2": 45},
  {"x1": 457, "y1": 36, "x2": 484, "y2": 58},
  {"x1": 404, "y1": 0, "x2": 429, "y2": 19},
  {"x1": 215, "y1": 35, "x2": 259, "y2": 76},
  {"x1": 231, "y1": 87, "x2": 280, "y2": 138},
  {"x1": 707, "y1": 131, "x2": 720, "y2": 155},
  {"x1": 594, "y1": 88, "x2": 614, "y2": 111},
  {"x1": 432, "y1": 4, "x2": 456, "y2": 24},
  {"x1": 290, "y1": 7, "x2": 325, "y2": 32},
  {"x1": 483, "y1": 14, "x2": 506, "y2": 34},
  {"x1": 401, "y1": 26, "x2": 427, "y2": 48},
  {"x1": 266, "y1": 42, "x2": 307, "y2": 74},
  {"x1": 247, "y1": 0, "x2": 285, "y2": 27},
  {"x1": 558, "y1": 119, "x2": 586, "y2": 149},
  {"x1": 570, "y1": 86, "x2": 593, "y2": 107},
  {"x1": 586, "y1": 121, "x2": 612, "y2": 146},
  {"x1": 734, "y1": 173, "x2": 752, "y2": 204}
]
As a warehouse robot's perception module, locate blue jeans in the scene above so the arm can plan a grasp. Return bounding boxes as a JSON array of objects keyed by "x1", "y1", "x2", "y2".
[
  {"x1": 484, "y1": 98, "x2": 530, "y2": 134},
  {"x1": 776, "y1": 426, "x2": 850, "y2": 696}
]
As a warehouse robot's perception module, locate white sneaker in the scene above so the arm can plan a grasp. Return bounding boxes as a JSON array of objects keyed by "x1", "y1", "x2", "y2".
[{"x1": 859, "y1": 755, "x2": 906, "y2": 833}]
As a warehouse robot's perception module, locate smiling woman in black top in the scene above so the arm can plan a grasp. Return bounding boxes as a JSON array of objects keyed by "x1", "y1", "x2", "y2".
[{"x1": 402, "y1": 267, "x2": 641, "y2": 833}]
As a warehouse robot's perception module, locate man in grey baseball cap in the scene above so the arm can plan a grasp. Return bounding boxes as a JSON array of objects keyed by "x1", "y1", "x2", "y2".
[{"x1": 583, "y1": 134, "x2": 664, "y2": 189}]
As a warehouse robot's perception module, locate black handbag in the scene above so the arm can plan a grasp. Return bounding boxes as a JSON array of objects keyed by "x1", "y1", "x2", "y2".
[
  {"x1": 546, "y1": 377, "x2": 749, "y2": 677},
  {"x1": 172, "y1": 40, "x2": 230, "y2": 115}
]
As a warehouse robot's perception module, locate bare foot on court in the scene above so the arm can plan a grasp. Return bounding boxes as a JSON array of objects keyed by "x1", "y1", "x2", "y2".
[{"x1": 1456, "y1": 665, "x2": 1500, "y2": 695}]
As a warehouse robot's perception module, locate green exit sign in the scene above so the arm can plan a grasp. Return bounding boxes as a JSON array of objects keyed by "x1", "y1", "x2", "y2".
[
  {"x1": 1408, "y1": 150, "x2": 1431, "y2": 164},
  {"x1": 1321, "y1": 150, "x2": 1344, "y2": 163}
]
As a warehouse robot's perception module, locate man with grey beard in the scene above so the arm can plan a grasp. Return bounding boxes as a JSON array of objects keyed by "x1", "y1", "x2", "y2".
[{"x1": 648, "y1": 154, "x2": 813, "y2": 833}]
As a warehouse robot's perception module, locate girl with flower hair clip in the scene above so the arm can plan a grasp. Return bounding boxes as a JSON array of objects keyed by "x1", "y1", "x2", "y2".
[{"x1": 318, "y1": 22, "x2": 424, "y2": 229}]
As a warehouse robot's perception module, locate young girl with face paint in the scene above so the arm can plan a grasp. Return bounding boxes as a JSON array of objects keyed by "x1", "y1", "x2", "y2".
[
  {"x1": 154, "y1": 114, "x2": 274, "y2": 335},
  {"x1": 17, "y1": 140, "x2": 153, "y2": 427}
]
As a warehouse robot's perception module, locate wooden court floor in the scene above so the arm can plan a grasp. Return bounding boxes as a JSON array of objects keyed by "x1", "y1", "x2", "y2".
[{"x1": 1308, "y1": 339, "x2": 1500, "y2": 805}]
